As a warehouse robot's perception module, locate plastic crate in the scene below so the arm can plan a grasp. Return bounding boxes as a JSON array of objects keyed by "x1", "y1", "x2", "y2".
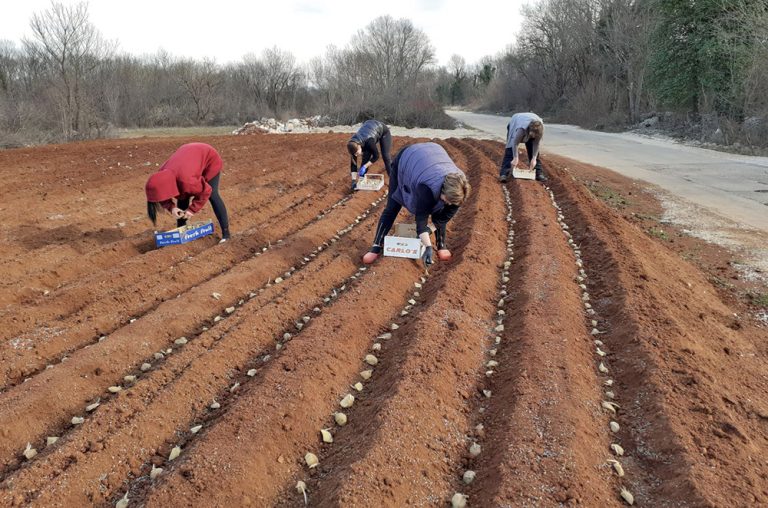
[{"x1": 356, "y1": 174, "x2": 385, "y2": 191}]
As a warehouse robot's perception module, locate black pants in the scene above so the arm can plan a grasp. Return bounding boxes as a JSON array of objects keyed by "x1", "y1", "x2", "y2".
[
  {"x1": 371, "y1": 148, "x2": 458, "y2": 248},
  {"x1": 380, "y1": 128, "x2": 393, "y2": 176},
  {"x1": 499, "y1": 140, "x2": 543, "y2": 179},
  {"x1": 372, "y1": 147, "x2": 402, "y2": 246},
  {"x1": 177, "y1": 173, "x2": 230, "y2": 232}
]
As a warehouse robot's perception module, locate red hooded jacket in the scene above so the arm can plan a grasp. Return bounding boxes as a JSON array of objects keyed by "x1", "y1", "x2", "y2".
[{"x1": 145, "y1": 143, "x2": 223, "y2": 214}]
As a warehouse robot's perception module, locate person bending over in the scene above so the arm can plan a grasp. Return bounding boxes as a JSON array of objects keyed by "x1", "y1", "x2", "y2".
[
  {"x1": 145, "y1": 142, "x2": 230, "y2": 242},
  {"x1": 347, "y1": 119, "x2": 393, "y2": 190},
  {"x1": 499, "y1": 112, "x2": 545, "y2": 182},
  {"x1": 362, "y1": 142, "x2": 471, "y2": 268}
]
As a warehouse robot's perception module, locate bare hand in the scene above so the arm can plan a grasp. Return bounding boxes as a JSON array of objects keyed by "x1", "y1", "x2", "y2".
[
  {"x1": 512, "y1": 158, "x2": 519, "y2": 169},
  {"x1": 171, "y1": 207, "x2": 185, "y2": 218},
  {"x1": 183, "y1": 210, "x2": 194, "y2": 220},
  {"x1": 529, "y1": 158, "x2": 537, "y2": 171}
]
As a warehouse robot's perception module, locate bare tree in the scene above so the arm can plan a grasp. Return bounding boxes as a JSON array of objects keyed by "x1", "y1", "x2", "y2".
[
  {"x1": 261, "y1": 47, "x2": 302, "y2": 117},
  {"x1": 597, "y1": 0, "x2": 655, "y2": 122},
  {"x1": 173, "y1": 57, "x2": 222, "y2": 123},
  {"x1": 23, "y1": 1, "x2": 115, "y2": 139},
  {"x1": 348, "y1": 16, "x2": 435, "y2": 93},
  {"x1": 448, "y1": 54, "x2": 468, "y2": 105}
]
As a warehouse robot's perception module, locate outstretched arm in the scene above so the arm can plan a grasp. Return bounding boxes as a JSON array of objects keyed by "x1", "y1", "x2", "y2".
[
  {"x1": 511, "y1": 128, "x2": 525, "y2": 167},
  {"x1": 187, "y1": 180, "x2": 213, "y2": 214},
  {"x1": 529, "y1": 137, "x2": 541, "y2": 170}
]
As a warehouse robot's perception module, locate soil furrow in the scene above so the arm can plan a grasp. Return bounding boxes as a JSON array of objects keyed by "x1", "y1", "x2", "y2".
[
  {"x1": 0, "y1": 206, "x2": 381, "y2": 507},
  {"x1": 0, "y1": 136, "x2": 334, "y2": 306},
  {"x1": 546, "y1": 157, "x2": 768, "y2": 506},
  {"x1": 277, "y1": 138, "x2": 506, "y2": 507},
  {"x1": 0, "y1": 171, "x2": 340, "y2": 308},
  {"x1": 0, "y1": 133, "x2": 365, "y2": 316},
  {"x1": 0, "y1": 158, "x2": 345, "y2": 322},
  {"x1": 0, "y1": 184, "x2": 353, "y2": 390},
  {"x1": 456, "y1": 173, "x2": 613, "y2": 505},
  {"x1": 0, "y1": 192, "x2": 381, "y2": 473},
  {"x1": 139, "y1": 253, "x2": 424, "y2": 507}
]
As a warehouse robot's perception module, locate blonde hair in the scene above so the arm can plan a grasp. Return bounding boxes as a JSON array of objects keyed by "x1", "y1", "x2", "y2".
[
  {"x1": 442, "y1": 172, "x2": 471, "y2": 206},
  {"x1": 528, "y1": 120, "x2": 544, "y2": 139}
]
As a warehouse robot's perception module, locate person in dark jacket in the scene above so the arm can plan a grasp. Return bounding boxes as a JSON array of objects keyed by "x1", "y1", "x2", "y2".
[
  {"x1": 347, "y1": 119, "x2": 393, "y2": 190},
  {"x1": 362, "y1": 142, "x2": 471, "y2": 267},
  {"x1": 145, "y1": 142, "x2": 230, "y2": 242},
  {"x1": 499, "y1": 112, "x2": 545, "y2": 182}
]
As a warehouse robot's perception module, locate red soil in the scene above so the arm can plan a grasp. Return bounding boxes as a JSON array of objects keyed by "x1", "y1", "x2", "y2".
[{"x1": 0, "y1": 134, "x2": 765, "y2": 507}]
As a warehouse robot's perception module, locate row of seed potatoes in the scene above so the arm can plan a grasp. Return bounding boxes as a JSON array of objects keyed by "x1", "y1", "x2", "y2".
[
  {"x1": 13, "y1": 193, "x2": 384, "y2": 507},
  {"x1": 112, "y1": 193, "x2": 388, "y2": 507},
  {"x1": 110, "y1": 194, "x2": 387, "y2": 507},
  {"x1": 295, "y1": 273, "x2": 428, "y2": 505},
  {"x1": 448, "y1": 185, "x2": 514, "y2": 508},
  {"x1": 545, "y1": 186, "x2": 634, "y2": 506},
  {"x1": 17, "y1": 193, "x2": 384, "y2": 478}
]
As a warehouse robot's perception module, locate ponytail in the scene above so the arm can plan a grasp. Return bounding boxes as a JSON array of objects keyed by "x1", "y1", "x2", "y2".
[{"x1": 147, "y1": 201, "x2": 159, "y2": 225}]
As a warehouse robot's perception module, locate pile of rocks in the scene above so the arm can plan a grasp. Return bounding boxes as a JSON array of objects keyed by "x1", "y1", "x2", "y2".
[{"x1": 233, "y1": 116, "x2": 328, "y2": 135}]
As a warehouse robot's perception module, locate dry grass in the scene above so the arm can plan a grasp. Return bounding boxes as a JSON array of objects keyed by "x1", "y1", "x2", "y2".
[{"x1": 112, "y1": 126, "x2": 239, "y2": 139}]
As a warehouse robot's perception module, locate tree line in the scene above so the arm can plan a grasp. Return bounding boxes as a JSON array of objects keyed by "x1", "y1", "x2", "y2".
[
  {"x1": 482, "y1": 0, "x2": 768, "y2": 147},
  {"x1": 0, "y1": 2, "x2": 476, "y2": 146},
  {"x1": 1, "y1": 0, "x2": 767, "y2": 148}
]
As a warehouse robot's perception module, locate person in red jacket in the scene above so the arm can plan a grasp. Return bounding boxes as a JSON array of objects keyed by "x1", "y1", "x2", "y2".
[{"x1": 145, "y1": 143, "x2": 230, "y2": 241}]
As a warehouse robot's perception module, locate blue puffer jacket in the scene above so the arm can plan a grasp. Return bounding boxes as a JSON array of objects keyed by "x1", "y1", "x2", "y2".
[
  {"x1": 391, "y1": 142, "x2": 462, "y2": 216},
  {"x1": 350, "y1": 119, "x2": 386, "y2": 144}
]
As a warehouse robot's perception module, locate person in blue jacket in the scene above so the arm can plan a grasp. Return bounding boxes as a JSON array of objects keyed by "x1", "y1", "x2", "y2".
[
  {"x1": 347, "y1": 119, "x2": 393, "y2": 190},
  {"x1": 362, "y1": 142, "x2": 471, "y2": 268},
  {"x1": 499, "y1": 112, "x2": 545, "y2": 182}
]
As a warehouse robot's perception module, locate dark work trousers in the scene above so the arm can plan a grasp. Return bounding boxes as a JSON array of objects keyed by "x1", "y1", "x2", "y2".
[
  {"x1": 432, "y1": 204, "x2": 459, "y2": 249},
  {"x1": 176, "y1": 173, "x2": 230, "y2": 233},
  {"x1": 372, "y1": 148, "x2": 403, "y2": 247},
  {"x1": 380, "y1": 128, "x2": 393, "y2": 176},
  {"x1": 499, "y1": 141, "x2": 543, "y2": 179}
]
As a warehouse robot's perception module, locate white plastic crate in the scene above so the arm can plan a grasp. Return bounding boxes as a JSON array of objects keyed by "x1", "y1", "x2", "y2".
[
  {"x1": 356, "y1": 173, "x2": 385, "y2": 191},
  {"x1": 512, "y1": 167, "x2": 536, "y2": 180}
]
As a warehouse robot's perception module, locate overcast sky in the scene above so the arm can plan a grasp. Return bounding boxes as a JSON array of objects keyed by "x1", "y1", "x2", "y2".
[{"x1": 1, "y1": 0, "x2": 530, "y2": 66}]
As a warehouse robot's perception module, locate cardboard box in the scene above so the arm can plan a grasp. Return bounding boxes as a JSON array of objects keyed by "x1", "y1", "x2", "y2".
[
  {"x1": 384, "y1": 223, "x2": 424, "y2": 259},
  {"x1": 356, "y1": 173, "x2": 385, "y2": 191},
  {"x1": 155, "y1": 220, "x2": 214, "y2": 247},
  {"x1": 512, "y1": 167, "x2": 536, "y2": 180}
]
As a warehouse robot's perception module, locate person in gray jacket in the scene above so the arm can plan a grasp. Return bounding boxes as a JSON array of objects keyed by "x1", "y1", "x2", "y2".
[
  {"x1": 347, "y1": 119, "x2": 392, "y2": 191},
  {"x1": 499, "y1": 112, "x2": 545, "y2": 182}
]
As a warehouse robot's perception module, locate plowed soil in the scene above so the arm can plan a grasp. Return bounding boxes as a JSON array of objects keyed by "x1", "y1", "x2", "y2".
[{"x1": 0, "y1": 134, "x2": 766, "y2": 507}]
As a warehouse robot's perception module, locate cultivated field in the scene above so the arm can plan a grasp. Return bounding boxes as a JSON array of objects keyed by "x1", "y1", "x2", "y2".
[{"x1": 0, "y1": 134, "x2": 766, "y2": 507}]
